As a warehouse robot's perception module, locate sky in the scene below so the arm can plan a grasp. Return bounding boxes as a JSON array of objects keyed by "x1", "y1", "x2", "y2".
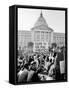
[{"x1": 18, "y1": 8, "x2": 65, "y2": 33}]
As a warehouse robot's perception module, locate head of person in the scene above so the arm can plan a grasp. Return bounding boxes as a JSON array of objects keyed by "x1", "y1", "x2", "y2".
[
  {"x1": 20, "y1": 56, "x2": 23, "y2": 60},
  {"x1": 24, "y1": 63, "x2": 29, "y2": 70},
  {"x1": 30, "y1": 61, "x2": 37, "y2": 71},
  {"x1": 53, "y1": 52, "x2": 57, "y2": 58}
]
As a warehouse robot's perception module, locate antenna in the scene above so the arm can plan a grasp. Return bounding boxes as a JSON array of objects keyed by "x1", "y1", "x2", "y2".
[{"x1": 40, "y1": 10, "x2": 43, "y2": 17}]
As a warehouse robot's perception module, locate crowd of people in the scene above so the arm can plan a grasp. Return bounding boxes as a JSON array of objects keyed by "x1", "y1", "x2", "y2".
[{"x1": 17, "y1": 47, "x2": 65, "y2": 83}]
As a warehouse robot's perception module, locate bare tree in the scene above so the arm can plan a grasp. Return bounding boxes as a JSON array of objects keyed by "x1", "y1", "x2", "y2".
[{"x1": 28, "y1": 42, "x2": 34, "y2": 48}]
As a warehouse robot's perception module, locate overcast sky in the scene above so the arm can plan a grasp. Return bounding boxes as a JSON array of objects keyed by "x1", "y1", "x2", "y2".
[{"x1": 18, "y1": 8, "x2": 65, "y2": 33}]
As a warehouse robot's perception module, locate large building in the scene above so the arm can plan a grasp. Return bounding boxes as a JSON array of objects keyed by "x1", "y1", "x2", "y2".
[
  {"x1": 18, "y1": 31, "x2": 32, "y2": 47},
  {"x1": 18, "y1": 11, "x2": 65, "y2": 52},
  {"x1": 53, "y1": 32, "x2": 65, "y2": 47}
]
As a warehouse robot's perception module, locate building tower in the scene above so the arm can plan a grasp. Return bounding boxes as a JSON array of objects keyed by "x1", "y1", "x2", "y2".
[{"x1": 31, "y1": 11, "x2": 54, "y2": 52}]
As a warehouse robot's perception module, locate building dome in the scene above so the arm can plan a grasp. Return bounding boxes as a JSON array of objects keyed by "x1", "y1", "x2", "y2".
[
  {"x1": 34, "y1": 11, "x2": 48, "y2": 27},
  {"x1": 31, "y1": 11, "x2": 53, "y2": 32}
]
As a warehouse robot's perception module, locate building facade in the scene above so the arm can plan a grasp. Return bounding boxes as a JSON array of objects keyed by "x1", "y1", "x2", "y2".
[
  {"x1": 53, "y1": 32, "x2": 65, "y2": 47},
  {"x1": 18, "y1": 11, "x2": 65, "y2": 53},
  {"x1": 18, "y1": 31, "x2": 32, "y2": 51}
]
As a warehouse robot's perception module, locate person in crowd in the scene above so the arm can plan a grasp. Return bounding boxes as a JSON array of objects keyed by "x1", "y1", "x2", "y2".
[
  {"x1": 55, "y1": 48, "x2": 64, "y2": 80},
  {"x1": 28, "y1": 55, "x2": 34, "y2": 65},
  {"x1": 44, "y1": 56, "x2": 51, "y2": 73},
  {"x1": 27, "y1": 61, "x2": 40, "y2": 82},
  {"x1": 48, "y1": 62, "x2": 56, "y2": 78},
  {"x1": 17, "y1": 56, "x2": 24, "y2": 72},
  {"x1": 18, "y1": 63, "x2": 29, "y2": 83},
  {"x1": 34, "y1": 55, "x2": 39, "y2": 68}
]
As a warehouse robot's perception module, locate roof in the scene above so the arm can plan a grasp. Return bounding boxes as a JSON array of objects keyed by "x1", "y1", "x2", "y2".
[{"x1": 31, "y1": 11, "x2": 53, "y2": 32}]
